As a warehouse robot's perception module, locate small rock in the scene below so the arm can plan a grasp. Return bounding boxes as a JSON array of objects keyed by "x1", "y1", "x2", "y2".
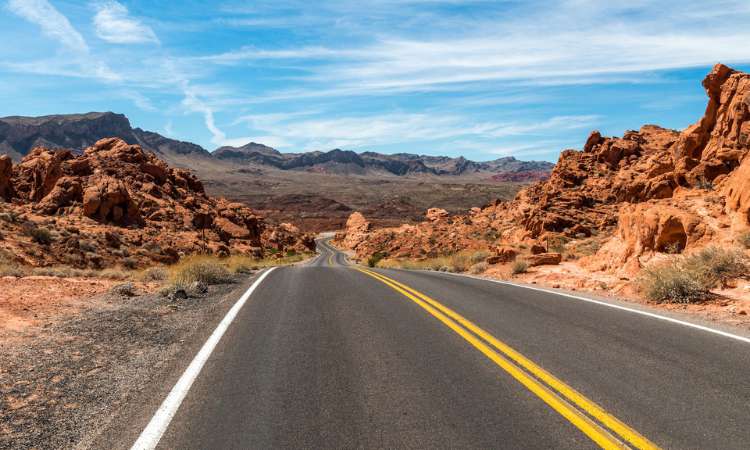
[
  {"x1": 189, "y1": 280, "x2": 208, "y2": 294},
  {"x1": 110, "y1": 282, "x2": 136, "y2": 297},
  {"x1": 170, "y1": 289, "x2": 188, "y2": 301},
  {"x1": 738, "y1": 309, "x2": 748, "y2": 316}
]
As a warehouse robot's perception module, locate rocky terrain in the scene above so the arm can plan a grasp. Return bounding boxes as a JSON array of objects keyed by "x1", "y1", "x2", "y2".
[
  {"x1": 1, "y1": 113, "x2": 550, "y2": 232},
  {"x1": 335, "y1": 64, "x2": 750, "y2": 315},
  {"x1": 0, "y1": 137, "x2": 313, "y2": 269}
]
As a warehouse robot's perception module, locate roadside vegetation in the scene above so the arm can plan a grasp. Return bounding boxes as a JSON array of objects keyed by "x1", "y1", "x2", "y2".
[
  {"x1": 375, "y1": 250, "x2": 487, "y2": 273},
  {"x1": 1, "y1": 250, "x2": 310, "y2": 297},
  {"x1": 639, "y1": 246, "x2": 749, "y2": 303}
]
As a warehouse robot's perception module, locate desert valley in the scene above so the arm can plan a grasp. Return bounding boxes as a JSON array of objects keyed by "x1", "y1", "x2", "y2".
[{"x1": 2, "y1": 0, "x2": 750, "y2": 447}]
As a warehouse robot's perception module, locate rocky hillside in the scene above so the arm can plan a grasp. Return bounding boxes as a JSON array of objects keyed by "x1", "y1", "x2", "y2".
[
  {"x1": 0, "y1": 138, "x2": 313, "y2": 268},
  {"x1": 214, "y1": 144, "x2": 554, "y2": 178},
  {"x1": 0, "y1": 112, "x2": 210, "y2": 162},
  {"x1": 336, "y1": 64, "x2": 750, "y2": 276}
]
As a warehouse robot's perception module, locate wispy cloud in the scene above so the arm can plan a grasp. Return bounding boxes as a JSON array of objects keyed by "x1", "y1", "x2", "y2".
[
  {"x1": 204, "y1": 0, "x2": 750, "y2": 95},
  {"x1": 6, "y1": 0, "x2": 120, "y2": 81},
  {"x1": 92, "y1": 1, "x2": 159, "y2": 44},
  {"x1": 7, "y1": 0, "x2": 88, "y2": 52},
  {"x1": 235, "y1": 112, "x2": 598, "y2": 153}
]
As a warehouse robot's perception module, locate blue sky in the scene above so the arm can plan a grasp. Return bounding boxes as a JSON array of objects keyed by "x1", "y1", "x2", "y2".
[{"x1": 2, "y1": 1, "x2": 750, "y2": 162}]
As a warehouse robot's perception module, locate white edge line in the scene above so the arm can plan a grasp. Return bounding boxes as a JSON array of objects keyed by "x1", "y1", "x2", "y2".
[
  {"x1": 414, "y1": 270, "x2": 750, "y2": 345},
  {"x1": 130, "y1": 267, "x2": 277, "y2": 450}
]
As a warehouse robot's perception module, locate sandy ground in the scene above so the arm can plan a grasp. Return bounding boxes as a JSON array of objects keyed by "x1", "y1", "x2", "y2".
[
  {"x1": 0, "y1": 274, "x2": 247, "y2": 450},
  {"x1": 483, "y1": 262, "x2": 750, "y2": 329}
]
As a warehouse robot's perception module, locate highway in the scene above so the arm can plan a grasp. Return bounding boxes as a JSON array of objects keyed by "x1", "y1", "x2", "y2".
[{"x1": 132, "y1": 238, "x2": 750, "y2": 449}]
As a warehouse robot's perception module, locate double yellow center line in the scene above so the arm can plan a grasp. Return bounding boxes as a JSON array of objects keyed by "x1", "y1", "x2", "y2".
[{"x1": 355, "y1": 267, "x2": 659, "y2": 450}]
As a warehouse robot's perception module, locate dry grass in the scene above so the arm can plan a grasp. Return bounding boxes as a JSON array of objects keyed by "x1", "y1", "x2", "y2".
[
  {"x1": 168, "y1": 256, "x2": 234, "y2": 286},
  {"x1": 469, "y1": 262, "x2": 488, "y2": 274},
  {"x1": 376, "y1": 250, "x2": 480, "y2": 273},
  {"x1": 511, "y1": 260, "x2": 528, "y2": 275},
  {"x1": 639, "y1": 246, "x2": 748, "y2": 303}
]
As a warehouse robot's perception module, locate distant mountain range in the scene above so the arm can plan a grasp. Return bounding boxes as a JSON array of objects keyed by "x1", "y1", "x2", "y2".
[
  {"x1": 0, "y1": 112, "x2": 553, "y2": 179},
  {"x1": 0, "y1": 112, "x2": 209, "y2": 161}
]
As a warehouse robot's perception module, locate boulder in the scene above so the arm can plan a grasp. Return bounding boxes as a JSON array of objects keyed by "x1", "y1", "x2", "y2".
[
  {"x1": 524, "y1": 253, "x2": 562, "y2": 267},
  {"x1": 425, "y1": 208, "x2": 449, "y2": 222},
  {"x1": 486, "y1": 246, "x2": 517, "y2": 264},
  {"x1": 37, "y1": 177, "x2": 82, "y2": 214},
  {"x1": 214, "y1": 217, "x2": 252, "y2": 241},
  {"x1": 82, "y1": 176, "x2": 140, "y2": 224}
]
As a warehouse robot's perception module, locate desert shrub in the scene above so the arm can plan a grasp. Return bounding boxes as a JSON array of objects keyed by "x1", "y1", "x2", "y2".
[
  {"x1": 469, "y1": 250, "x2": 490, "y2": 264},
  {"x1": 737, "y1": 232, "x2": 750, "y2": 249},
  {"x1": 638, "y1": 261, "x2": 709, "y2": 303},
  {"x1": 170, "y1": 256, "x2": 233, "y2": 286},
  {"x1": 0, "y1": 252, "x2": 26, "y2": 277},
  {"x1": 140, "y1": 266, "x2": 168, "y2": 281},
  {"x1": 511, "y1": 260, "x2": 528, "y2": 275},
  {"x1": 0, "y1": 212, "x2": 18, "y2": 223},
  {"x1": 682, "y1": 246, "x2": 748, "y2": 289},
  {"x1": 469, "y1": 262, "x2": 488, "y2": 274},
  {"x1": 449, "y1": 253, "x2": 471, "y2": 272},
  {"x1": 639, "y1": 246, "x2": 747, "y2": 303},
  {"x1": 79, "y1": 240, "x2": 97, "y2": 252},
  {"x1": 368, "y1": 252, "x2": 386, "y2": 268},
  {"x1": 110, "y1": 282, "x2": 136, "y2": 297},
  {"x1": 29, "y1": 226, "x2": 53, "y2": 245},
  {"x1": 285, "y1": 250, "x2": 297, "y2": 257},
  {"x1": 122, "y1": 257, "x2": 138, "y2": 270}
]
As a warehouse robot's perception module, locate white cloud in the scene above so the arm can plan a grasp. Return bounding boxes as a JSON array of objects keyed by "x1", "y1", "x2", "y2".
[
  {"x1": 237, "y1": 112, "x2": 598, "y2": 153},
  {"x1": 93, "y1": 1, "x2": 159, "y2": 44},
  {"x1": 6, "y1": 0, "x2": 121, "y2": 82},
  {"x1": 204, "y1": 0, "x2": 750, "y2": 95},
  {"x1": 7, "y1": 0, "x2": 88, "y2": 52}
]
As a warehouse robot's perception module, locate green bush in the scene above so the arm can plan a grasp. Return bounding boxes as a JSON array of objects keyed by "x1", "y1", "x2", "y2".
[{"x1": 511, "y1": 260, "x2": 528, "y2": 275}]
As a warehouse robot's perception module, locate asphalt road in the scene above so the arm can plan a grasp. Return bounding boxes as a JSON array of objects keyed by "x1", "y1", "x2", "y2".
[{"x1": 135, "y1": 239, "x2": 750, "y2": 449}]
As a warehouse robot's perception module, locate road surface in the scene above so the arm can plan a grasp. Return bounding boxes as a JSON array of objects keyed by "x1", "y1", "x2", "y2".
[{"x1": 132, "y1": 239, "x2": 750, "y2": 449}]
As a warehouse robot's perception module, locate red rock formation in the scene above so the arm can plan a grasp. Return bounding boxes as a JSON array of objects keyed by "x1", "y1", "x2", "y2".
[
  {"x1": 335, "y1": 64, "x2": 750, "y2": 275},
  {"x1": 0, "y1": 138, "x2": 314, "y2": 268}
]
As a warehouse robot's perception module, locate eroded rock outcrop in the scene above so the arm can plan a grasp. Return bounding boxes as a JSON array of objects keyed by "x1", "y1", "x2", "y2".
[
  {"x1": 334, "y1": 64, "x2": 750, "y2": 274},
  {"x1": 0, "y1": 138, "x2": 314, "y2": 268}
]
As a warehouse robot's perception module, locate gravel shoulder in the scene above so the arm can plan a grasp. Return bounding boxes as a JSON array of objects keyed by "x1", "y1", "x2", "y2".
[{"x1": 0, "y1": 272, "x2": 264, "y2": 450}]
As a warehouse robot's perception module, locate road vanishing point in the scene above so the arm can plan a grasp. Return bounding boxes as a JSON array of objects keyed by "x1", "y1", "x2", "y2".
[{"x1": 128, "y1": 238, "x2": 750, "y2": 449}]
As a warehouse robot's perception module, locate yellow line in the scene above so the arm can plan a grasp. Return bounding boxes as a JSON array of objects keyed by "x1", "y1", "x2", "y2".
[
  {"x1": 328, "y1": 254, "x2": 334, "y2": 266},
  {"x1": 357, "y1": 267, "x2": 659, "y2": 450}
]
